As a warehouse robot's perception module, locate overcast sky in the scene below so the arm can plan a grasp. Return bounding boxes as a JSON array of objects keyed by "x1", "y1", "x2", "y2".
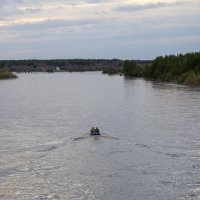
[{"x1": 0, "y1": 0, "x2": 199, "y2": 60}]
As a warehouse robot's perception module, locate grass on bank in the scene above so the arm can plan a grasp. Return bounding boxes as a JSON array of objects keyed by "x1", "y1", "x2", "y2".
[{"x1": 0, "y1": 71, "x2": 18, "y2": 79}]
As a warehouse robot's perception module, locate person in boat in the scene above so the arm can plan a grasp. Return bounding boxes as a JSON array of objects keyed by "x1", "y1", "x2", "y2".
[
  {"x1": 90, "y1": 127, "x2": 95, "y2": 134},
  {"x1": 95, "y1": 127, "x2": 100, "y2": 135}
]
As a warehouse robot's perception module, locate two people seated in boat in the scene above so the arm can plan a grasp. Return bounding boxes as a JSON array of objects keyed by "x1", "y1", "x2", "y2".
[{"x1": 90, "y1": 127, "x2": 100, "y2": 135}]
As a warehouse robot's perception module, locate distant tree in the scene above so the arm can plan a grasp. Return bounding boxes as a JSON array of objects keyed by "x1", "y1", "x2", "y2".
[
  {"x1": 46, "y1": 66, "x2": 54, "y2": 73},
  {"x1": 142, "y1": 51, "x2": 200, "y2": 84},
  {"x1": 123, "y1": 60, "x2": 138, "y2": 76}
]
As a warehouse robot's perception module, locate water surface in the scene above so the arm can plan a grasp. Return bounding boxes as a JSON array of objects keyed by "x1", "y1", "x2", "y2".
[{"x1": 0, "y1": 72, "x2": 200, "y2": 200}]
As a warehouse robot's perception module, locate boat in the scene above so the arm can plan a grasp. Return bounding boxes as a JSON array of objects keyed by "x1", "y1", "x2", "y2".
[
  {"x1": 90, "y1": 132, "x2": 101, "y2": 136},
  {"x1": 90, "y1": 127, "x2": 100, "y2": 136}
]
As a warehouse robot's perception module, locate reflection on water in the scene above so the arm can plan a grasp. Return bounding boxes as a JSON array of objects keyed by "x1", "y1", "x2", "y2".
[{"x1": 0, "y1": 72, "x2": 200, "y2": 200}]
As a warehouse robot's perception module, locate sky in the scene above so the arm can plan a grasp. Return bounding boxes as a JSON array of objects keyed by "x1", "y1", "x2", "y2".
[{"x1": 0, "y1": 0, "x2": 199, "y2": 60}]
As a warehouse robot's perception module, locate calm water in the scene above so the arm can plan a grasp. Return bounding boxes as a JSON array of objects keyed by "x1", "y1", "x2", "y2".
[{"x1": 0, "y1": 72, "x2": 200, "y2": 200}]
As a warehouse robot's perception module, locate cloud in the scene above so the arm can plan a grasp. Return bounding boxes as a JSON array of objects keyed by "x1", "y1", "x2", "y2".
[
  {"x1": 115, "y1": 2, "x2": 182, "y2": 12},
  {"x1": 1, "y1": 18, "x2": 99, "y2": 31},
  {"x1": 0, "y1": 0, "x2": 200, "y2": 59},
  {"x1": 0, "y1": 0, "x2": 28, "y2": 19},
  {"x1": 22, "y1": 7, "x2": 42, "y2": 14}
]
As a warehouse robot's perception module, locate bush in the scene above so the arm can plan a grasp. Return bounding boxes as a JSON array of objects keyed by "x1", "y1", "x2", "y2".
[
  {"x1": 102, "y1": 67, "x2": 120, "y2": 75},
  {"x1": 0, "y1": 71, "x2": 17, "y2": 79},
  {"x1": 179, "y1": 70, "x2": 200, "y2": 85}
]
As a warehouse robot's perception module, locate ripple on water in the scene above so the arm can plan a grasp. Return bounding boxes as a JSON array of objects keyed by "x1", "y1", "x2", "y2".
[
  {"x1": 33, "y1": 194, "x2": 60, "y2": 200},
  {"x1": 192, "y1": 164, "x2": 200, "y2": 169},
  {"x1": 0, "y1": 167, "x2": 19, "y2": 178},
  {"x1": 158, "y1": 180, "x2": 172, "y2": 185},
  {"x1": 165, "y1": 153, "x2": 186, "y2": 158},
  {"x1": 135, "y1": 143, "x2": 151, "y2": 149},
  {"x1": 37, "y1": 146, "x2": 58, "y2": 152}
]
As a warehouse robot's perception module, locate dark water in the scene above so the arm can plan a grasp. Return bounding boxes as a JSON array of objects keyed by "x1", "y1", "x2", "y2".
[{"x1": 0, "y1": 72, "x2": 200, "y2": 200}]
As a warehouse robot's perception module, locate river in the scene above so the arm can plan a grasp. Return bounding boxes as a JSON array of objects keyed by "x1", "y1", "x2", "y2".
[{"x1": 0, "y1": 72, "x2": 200, "y2": 200}]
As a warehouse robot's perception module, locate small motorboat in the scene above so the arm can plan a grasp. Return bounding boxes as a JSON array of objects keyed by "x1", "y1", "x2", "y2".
[
  {"x1": 90, "y1": 132, "x2": 101, "y2": 136},
  {"x1": 90, "y1": 127, "x2": 100, "y2": 136}
]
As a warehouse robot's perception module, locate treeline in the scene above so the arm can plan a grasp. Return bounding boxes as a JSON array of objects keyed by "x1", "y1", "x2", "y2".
[
  {"x1": 123, "y1": 52, "x2": 200, "y2": 85},
  {"x1": 0, "y1": 59, "x2": 123, "y2": 72},
  {"x1": 102, "y1": 60, "x2": 151, "y2": 75}
]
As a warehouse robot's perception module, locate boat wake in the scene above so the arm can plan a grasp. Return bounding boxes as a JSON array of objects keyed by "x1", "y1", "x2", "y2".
[{"x1": 71, "y1": 133, "x2": 119, "y2": 141}]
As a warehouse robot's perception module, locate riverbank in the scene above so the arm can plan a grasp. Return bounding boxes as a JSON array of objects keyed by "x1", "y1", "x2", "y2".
[
  {"x1": 0, "y1": 71, "x2": 17, "y2": 79},
  {"x1": 141, "y1": 52, "x2": 200, "y2": 85},
  {"x1": 103, "y1": 52, "x2": 200, "y2": 86}
]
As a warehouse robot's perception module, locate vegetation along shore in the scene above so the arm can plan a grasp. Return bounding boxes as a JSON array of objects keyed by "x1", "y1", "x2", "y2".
[
  {"x1": 122, "y1": 52, "x2": 200, "y2": 85},
  {"x1": 103, "y1": 52, "x2": 200, "y2": 85},
  {"x1": 0, "y1": 52, "x2": 199, "y2": 85},
  {"x1": 0, "y1": 70, "x2": 17, "y2": 79}
]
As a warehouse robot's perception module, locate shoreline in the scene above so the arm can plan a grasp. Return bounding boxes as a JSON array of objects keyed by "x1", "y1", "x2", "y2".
[{"x1": 0, "y1": 71, "x2": 18, "y2": 80}]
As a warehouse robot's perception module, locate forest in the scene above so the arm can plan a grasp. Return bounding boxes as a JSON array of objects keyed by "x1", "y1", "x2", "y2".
[
  {"x1": 123, "y1": 52, "x2": 200, "y2": 85},
  {"x1": 0, "y1": 59, "x2": 123, "y2": 72}
]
